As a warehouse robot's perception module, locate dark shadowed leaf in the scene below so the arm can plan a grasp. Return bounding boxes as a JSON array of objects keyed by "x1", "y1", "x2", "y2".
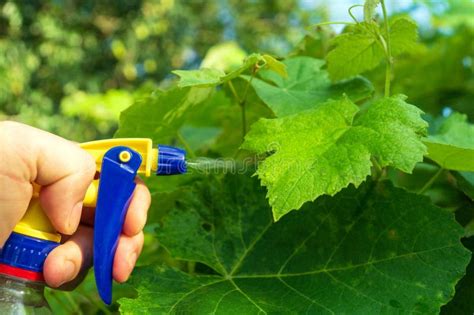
[{"x1": 119, "y1": 175, "x2": 469, "y2": 314}]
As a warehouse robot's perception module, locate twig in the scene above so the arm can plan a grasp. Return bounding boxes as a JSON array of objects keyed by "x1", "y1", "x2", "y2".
[
  {"x1": 380, "y1": 0, "x2": 392, "y2": 97},
  {"x1": 348, "y1": 4, "x2": 363, "y2": 24},
  {"x1": 418, "y1": 167, "x2": 444, "y2": 194}
]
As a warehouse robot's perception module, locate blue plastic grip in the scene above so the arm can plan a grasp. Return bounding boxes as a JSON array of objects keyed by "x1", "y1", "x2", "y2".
[
  {"x1": 0, "y1": 232, "x2": 58, "y2": 272},
  {"x1": 157, "y1": 145, "x2": 187, "y2": 175},
  {"x1": 94, "y1": 146, "x2": 142, "y2": 305}
]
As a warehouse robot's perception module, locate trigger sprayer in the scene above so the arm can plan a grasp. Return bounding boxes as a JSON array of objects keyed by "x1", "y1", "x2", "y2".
[{"x1": 0, "y1": 138, "x2": 187, "y2": 310}]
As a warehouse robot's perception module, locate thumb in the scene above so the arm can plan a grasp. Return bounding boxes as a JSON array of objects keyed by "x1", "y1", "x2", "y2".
[{"x1": 0, "y1": 122, "x2": 95, "y2": 237}]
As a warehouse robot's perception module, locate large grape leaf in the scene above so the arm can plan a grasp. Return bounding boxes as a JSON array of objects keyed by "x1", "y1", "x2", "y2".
[
  {"x1": 115, "y1": 86, "x2": 213, "y2": 143},
  {"x1": 247, "y1": 57, "x2": 374, "y2": 117},
  {"x1": 242, "y1": 95, "x2": 427, "y2": 219},
  {"x1": 119, "y1": 175, "x2": 470, "y2": 314},
  {"x1": 326, "y1": 17, "x2": 417, "y2": 81},
  {"x1": 424, "y1": 113, "x2": 474, "y2": 171}
]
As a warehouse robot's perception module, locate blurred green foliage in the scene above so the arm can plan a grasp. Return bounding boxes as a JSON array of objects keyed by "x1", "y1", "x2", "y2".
[
  {"x1": 0, "y1": 0, "x2": 319, "y2": 141},
  {"x1": 2, "y1": 0, "x2": 471, "y2": 141},
  {"x1": 1, "y1": 0, "x2": 473, "y2": 314}
]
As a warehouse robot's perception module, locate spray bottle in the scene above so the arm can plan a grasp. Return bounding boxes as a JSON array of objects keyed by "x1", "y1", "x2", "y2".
[{"x1": 0, "y1": 138, "x2": 187, "y2": 313}]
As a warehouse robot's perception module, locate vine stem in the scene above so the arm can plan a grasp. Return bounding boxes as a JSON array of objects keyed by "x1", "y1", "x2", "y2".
[
  {"x1": 227, "y1": 80, "x2": 241, "y2": 103},
  {"x1": 418, "y1": 168, "x2": 444, "y2": 194},
  {"x1": 227, "y1": 80, "x2": 246, "y2": 139},
  {"x1": 241, "y1": 101, "x2": 247, "y2": 138},
  {"x1": 348, "y1": 4, "x2": 363, "y2": 24},
  {"x1": 380, "y1": 0, "x2": 392, "y2": 97},
  {"x1": 227, "y1": 67, "x2": 257, "y2": 140},
  {"x1": 371, "y1": 157, "x2": 383, "y2": 180}
]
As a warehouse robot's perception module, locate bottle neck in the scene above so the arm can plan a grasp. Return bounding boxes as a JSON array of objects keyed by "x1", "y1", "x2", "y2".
[{"x1": 0, "y1": 273, "x2": 48, "y2": 307}]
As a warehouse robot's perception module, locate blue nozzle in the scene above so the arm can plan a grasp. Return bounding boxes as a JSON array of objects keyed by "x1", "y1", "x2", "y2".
[{"x1": 156, "y1": 145, "x2": 187, "y2": 175}]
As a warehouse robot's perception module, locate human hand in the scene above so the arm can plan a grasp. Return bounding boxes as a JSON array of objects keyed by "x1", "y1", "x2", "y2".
[{"x1": 0, "y1": 121, "x2": 150, "y2": 288}]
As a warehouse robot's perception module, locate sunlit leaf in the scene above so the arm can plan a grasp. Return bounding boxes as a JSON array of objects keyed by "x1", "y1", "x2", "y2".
[
  {"x1": 242, "y1": 95, "x2": 427, "y2": 219},
  {"x1": 424, "y1": 113, "x2": 474, "y2": 171}
]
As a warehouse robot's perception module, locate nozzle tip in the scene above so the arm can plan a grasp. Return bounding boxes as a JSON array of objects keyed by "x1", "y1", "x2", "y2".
[{"x1": 156, "y1": 145, "x2": 187, "y2": 175}]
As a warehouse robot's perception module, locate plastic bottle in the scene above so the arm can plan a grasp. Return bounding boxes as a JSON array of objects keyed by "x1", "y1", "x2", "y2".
[{"x1": 0, "y1": 273, "x2": 51, "y2": 314}]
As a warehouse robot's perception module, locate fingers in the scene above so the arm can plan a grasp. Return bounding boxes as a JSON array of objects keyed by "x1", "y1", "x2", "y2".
[
  {"x1": 0, "y1": 121, "x2": 96, "y2": 236},
  {"x1": 43, "y1": 175, "x2": 149, "y2": 288},
  {"x1": 44, "y1": 226, "x2": 93, "y2": 288},
  {"x1": 44, "y1": 227, "x2": 144, "y2": 288},
  {"x1": 113, "y1": 232, "x2": 144, "y2": 283},
  {"x1": 0, "y1": 122, "x2": 149, "y2": 287},
  {"x1": 123, "y1": 179, "x2": 151, "y2": 236},
  {"x1": 37, "y1": 138, "x2": 96, "y2": 235},
  {"x1": 0, "y1": 177, "x2": 32, "y2": 246},
  {"x1": 0, "y1": 122, "x2": 34, "y2": 245}
]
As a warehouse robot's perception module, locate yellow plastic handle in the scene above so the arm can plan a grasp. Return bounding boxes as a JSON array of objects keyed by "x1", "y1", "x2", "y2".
[
  {"x1": 80, "y1": 138, "x2": 157, "y2": 177},
  {"x1": 14, "y1": 138, "x2": 157, "y2": 243}
]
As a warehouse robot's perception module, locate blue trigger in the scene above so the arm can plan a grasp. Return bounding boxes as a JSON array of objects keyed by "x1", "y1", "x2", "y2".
[{"x1": 94, "y1": 146, "x2": 142, "y2": 305}]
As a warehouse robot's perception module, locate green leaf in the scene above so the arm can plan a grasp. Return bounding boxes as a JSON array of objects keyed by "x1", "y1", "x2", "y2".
[
  {"x1": 389, "y1": 17, "x2": 418, "y2": 56},
  {"x1": 115, "y1": 86, "x2": 213, "y2": 143},
  {"x1": 326, "y1": 17, "x2": 418, "y2": 80},
  {"x1": 242, "y1": 95, "x2": 427, "y2": 219},
  {"x1": 424, "y1": 143, "x2": 474, "y2": 171},
  {"x1": 364, "y1": 0, "x2": 380, "y2": 22},
  {"x1": 290, "y1": 26, "x2": 335, "y2": 59},
  {"x1": 177, "y1": 88, "x2": 273, "y2": 157},
  {"x1": 326, "y1": 22, "x2": 385, "y2": 81},
  {"x1": 119, "y1": 175, "x2": 469, "y2": 314},
  {"x1": 262, "y1": 54, "x2": 287, "y2": 78},
  {"x1": 248, "y1": 57, "x2": 374, "y2": 117},
  {"x1": 172, "y1": 68, "x2": 225, "y2": 88},
  {"x1": 220, "y1": 53, "x2": 263, "y2": 82},
  {"x1": 423, "y1": 113, "x2": 474, "y2": 171},
  {"x1": 170, "y1": 55, "x2": 258, "y2": 88},
  {"x1": 172, "y1": 54, "x2": 288, "y2": 89}
]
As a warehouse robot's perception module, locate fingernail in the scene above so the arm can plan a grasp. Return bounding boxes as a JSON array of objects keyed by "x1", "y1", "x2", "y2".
[
  {"x1": 128, "y1": 252, "x2": 138, "y2": 268},
  {"x1": 58, "y1": 259, "x2": 76, "y2": 287},
  {"x1": 67, "y1": 202, "x2": 83, "y2": 234}
]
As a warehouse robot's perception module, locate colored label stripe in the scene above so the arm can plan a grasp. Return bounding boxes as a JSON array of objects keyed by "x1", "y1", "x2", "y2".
[{"x1": 0, "y1": 263, "x2": 44, "y2": 282}]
